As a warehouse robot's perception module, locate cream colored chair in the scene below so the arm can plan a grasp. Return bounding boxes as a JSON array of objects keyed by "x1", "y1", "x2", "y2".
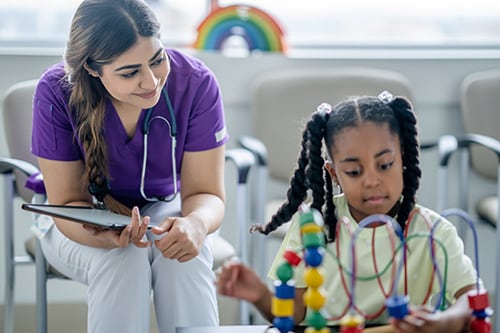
[
  {"x1": 460, "y1": 69, "x2": 500, "y2": 228},
  {"x1": 239, "y1": 67, "x2": 414, "y2": 279},
  {"x1": 1, "y1": 80, "x2": 252, "y2": 332},
  {"x1": 433, "y1": 133, "x2": 500, "y2": 333},
  {"x1": 431, "y1": 69, "x2": 500, "y2": 332},
  {"x1": 459, "y1": 70, "x2": 500, "y2": 331}
]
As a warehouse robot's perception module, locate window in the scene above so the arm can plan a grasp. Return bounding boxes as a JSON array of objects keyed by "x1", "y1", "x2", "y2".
[
  {"x1": 1, "y1": 0, "x2": 499, "y2": 51},
  {"x1": 215, "y1": 0, "x2": 500, "y2": 48}
]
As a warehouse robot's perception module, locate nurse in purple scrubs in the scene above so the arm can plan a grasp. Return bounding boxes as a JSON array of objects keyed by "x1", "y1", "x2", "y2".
[{"x1": 30, "y1": 0, "x2": 228, "y2": 332}]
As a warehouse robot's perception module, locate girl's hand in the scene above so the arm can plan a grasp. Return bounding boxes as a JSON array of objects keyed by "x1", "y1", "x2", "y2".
[
  {"x1": 151, "y1": 215, "x2": 206, "y2": 262},
  {"x1": 83, "y1": 206, "x2": 150, "y2": 248},
  {"x1": 215, "y1": 259, "x2": 267, "y2": 304},
  {"x1": 390, "y1": 305, "x2": 470, "y2": 333},
  {"x1": 390, "y1": 307, "x2": 438, "y2": 333}
]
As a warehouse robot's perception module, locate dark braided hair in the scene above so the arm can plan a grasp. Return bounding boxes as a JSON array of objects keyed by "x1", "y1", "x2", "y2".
[
  {"x1": 250, "y1": 129, "x2": 310, "y2": 234},
  {"x1": 250, "y1": 93, "x2": 421, "y2": 242}
]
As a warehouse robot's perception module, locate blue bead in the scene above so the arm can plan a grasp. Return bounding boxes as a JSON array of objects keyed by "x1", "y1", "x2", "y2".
[
  {"x1": 273, "y1": 316, "x2": 294, "y2": 333},
  {"x1": 274, "y1": 280, "x2": 295, "y2": 299},
  {"x1": 304, "y1": 247, "x2": 324, "y2": 267},
  {"x1": 385, "y1": 295, "x2": 409, "y2": 319}
]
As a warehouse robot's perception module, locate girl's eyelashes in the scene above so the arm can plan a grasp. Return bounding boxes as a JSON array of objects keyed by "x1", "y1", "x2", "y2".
[
  {"x1": 342, "y1": 160, "x2": 395, "y2": 177},
  {"x1": 344, "y1": 168, "x2": 361, "y2": 177},
  {"x1": 379, "y1": 160, "x2": 394, "y2": 170}
]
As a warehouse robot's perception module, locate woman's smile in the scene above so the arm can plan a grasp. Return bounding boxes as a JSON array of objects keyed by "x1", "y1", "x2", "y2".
[{"x1": 136, "y1": 88, "x2": 158, "y2": 100}]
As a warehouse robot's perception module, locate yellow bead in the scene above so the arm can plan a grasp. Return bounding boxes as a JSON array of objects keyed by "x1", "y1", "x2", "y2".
[
  {"x1": 304, "y1": 327, "x2": 330, "y2": 333},
  {"x1": 304, "y1": 267, "x2": 324, "y2": 288},
  {"x1": 340, "y1": 314, "x2": 364, "y2": 327},
  {"x1": 303, "y1": 288, "x2": 326, "y2": 310},
  {"x1": 271, "y1": 297, "x2": 294, "y2": 317},
  {"x1": 301, "y1": 223, "x2": 323, "y2": 234}
]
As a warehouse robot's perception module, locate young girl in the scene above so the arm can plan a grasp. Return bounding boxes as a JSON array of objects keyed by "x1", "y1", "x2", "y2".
[{"x1": 216, "y1": 92, "x2": 481, "y2": 333}]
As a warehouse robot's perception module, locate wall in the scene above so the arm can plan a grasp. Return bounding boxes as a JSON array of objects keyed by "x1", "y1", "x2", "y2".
[{"x1": 0, "y1": 48, "x2": 499, "y2": 307}]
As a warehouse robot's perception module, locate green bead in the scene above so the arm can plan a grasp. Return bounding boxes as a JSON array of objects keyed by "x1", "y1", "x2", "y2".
[
  {"x1": 306, "y1": 310, "x2": 327, "y2": 330},
  {"x1": 300, "y1": 208, "x2": 324, "y2": 227},
  {"x1": 302, "y1": 232, "x2": 325, "y2": 248},
  {"x1": 300, "y1": 211, "x2": 315, "y2": 227},
  {"x1": 276, "y1": 262, "x2": 293, "y2": 281}
]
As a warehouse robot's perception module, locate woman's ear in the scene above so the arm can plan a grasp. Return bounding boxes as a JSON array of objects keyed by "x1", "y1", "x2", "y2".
[{"x1": 83, "y1": 63, "x2": 99, "y2": 78}]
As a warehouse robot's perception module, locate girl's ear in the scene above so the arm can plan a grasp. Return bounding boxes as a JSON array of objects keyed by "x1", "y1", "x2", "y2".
[{"x1": 324, "y1": 161, "x2": 338, "y2": 184}]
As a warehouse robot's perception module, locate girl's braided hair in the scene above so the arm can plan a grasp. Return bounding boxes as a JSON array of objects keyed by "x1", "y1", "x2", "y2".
[{"x1": 250, "y1": 93, "x2": 421, "y2": 241}]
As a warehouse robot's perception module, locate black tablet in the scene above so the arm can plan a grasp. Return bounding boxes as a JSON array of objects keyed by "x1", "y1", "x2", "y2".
[
  {"x1": 23, "y1": 200, "x2": 182, "y2": 230},
  {"x1": 22, "y1": 203, "x2": 140, "y2": 231}
]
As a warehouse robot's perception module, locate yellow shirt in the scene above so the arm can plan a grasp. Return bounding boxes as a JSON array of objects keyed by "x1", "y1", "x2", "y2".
[{"x1": 268, "y1": 194, "x2": 479, "y2": 324}]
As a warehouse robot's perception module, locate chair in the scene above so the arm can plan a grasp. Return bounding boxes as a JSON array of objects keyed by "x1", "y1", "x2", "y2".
[
  {"x1": 458, "y1": 69, "x2": 500, "y2": 332},
  {"x1": 460, "y1": 69, "x2": 500, "y2": 229},
  {"x1": 1, "y1": 80, "x2": 253, "y2": 332},
  {"x1": 238, "y1": 67, "x2": 414, "y2": 279},
  {"x1": 433, "y1": 133, "x2": 500, "y2": 333}
]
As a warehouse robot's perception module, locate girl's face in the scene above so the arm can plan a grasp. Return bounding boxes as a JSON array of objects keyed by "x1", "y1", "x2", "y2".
[
  {"x1": 325, "y1": 121, "x2": 404, "y2": 222},
  {"x1": 88, "y1": 36, "x2": 169, "y2": 113}
]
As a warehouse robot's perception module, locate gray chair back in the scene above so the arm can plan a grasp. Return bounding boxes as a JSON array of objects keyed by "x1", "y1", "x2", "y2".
[
  {"x1": 461, "y1": 69, "x2": 500, "y2": 181},
  {"x1": 250, "y1": 67, "x2": 413, "y2": 183},
  {"x1": 3, "y1": 79, "x2": 39, "y2": 201}
]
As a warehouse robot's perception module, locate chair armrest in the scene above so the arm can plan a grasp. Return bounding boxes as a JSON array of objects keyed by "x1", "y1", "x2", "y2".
[
  {"x1": 458, "y1": 133, "x2": 500, "y2": 160},
  {"x1": 437, "y1": 135, "x2": 459, "y2": 167},
  {"x1": 437, "y1": 133, "x2": 500, "y2": 170},
  {"x1": 0, "y1": 157, "x2": 39, "y2": 176},
  {"x1": 437, "y1": 133, "x2": 500, "y2": 164},
  {"x1": 0, "y1": 157, "x2": 46, "y2": 194},
  {"x1": 236, "y1": 136, "x2": 269, "y2": 232},
  {"x1": 225, "y1": 148, "x2": 255, "y2": 185},
  {"x1": 238, "y1": 135, "x2": 268, "y2": 167},
  {"x1": 420, "y1": 140, "x2": 438, "y2": 150}
]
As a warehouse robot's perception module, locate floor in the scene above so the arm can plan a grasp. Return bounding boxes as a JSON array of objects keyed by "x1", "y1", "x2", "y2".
[{"x1": 0, "y1": 296, "x2": 243, "y2": 333}]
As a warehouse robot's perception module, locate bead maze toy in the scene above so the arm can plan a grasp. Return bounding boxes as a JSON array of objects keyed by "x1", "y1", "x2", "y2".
[{"x1": 270, "y1": 206, "x2": 492, "y2": 333}]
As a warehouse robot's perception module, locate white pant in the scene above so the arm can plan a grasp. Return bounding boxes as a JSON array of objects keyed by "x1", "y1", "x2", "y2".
[{"x1": 40, "y1": 201, "x2": 219, "y2": 333}]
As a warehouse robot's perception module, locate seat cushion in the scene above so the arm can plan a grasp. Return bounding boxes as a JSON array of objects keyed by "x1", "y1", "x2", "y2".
[
  {"x1": 213, "y1": 235, "x2": 237, "y2": 270},
  {"x1": 24, "y1": 236, "x2": 68, "y2": 279},
  {"x1": 476, "y1": 195, "x2": 498, "y2": 228}
]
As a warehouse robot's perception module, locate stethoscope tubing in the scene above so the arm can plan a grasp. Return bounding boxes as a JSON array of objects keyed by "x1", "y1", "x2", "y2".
[{"x1": 140, "y1": 87, "x2": 178, "y2": 202}]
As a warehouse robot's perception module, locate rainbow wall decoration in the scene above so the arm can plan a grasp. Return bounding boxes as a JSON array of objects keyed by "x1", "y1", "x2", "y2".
[{"x1": 194, "y1": 5, "x2": 287, "y2": 53}]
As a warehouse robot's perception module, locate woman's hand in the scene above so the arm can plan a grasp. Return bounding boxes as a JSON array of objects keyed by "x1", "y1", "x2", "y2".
[
  {"x1": 83, "y1": 206, "x2": 150, "y2": 248},
  {"x1": 151, "y1": 214, "x2": 207, "y2": 262}
]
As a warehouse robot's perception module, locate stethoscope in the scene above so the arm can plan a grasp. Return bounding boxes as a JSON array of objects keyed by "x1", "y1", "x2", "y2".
[{"x1": 140, "y1": 87, "x2": 178, "y2": 202}]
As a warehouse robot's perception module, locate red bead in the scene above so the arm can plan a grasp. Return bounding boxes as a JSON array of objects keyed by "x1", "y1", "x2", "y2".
[
  {"x1": 468, "y1": 290, "x2": 490, "y2": 310},
  {"x1": 283, "y1": 250, "x2": 302, "y2": 266},
  {"x1": 470, "y1": 318, "x2": 492, "y2": 333},
  {"x1": 340, "y1": 327, "x2": 364, "y2": 333}
]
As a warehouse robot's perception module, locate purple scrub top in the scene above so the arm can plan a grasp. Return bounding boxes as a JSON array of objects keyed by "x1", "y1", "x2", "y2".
[{"x1": 31, "y1": 48, "x2": 228, "y2": 208}]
